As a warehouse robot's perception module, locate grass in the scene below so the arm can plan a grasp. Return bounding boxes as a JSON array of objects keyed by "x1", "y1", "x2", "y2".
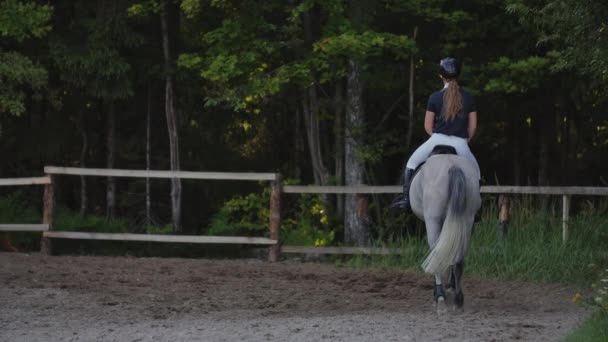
[
  {"x1": 563, "y1": 312, "x2": 608, "y2": 342},
  {"x1": 342, "y1": 197, "x2": 608, "y2": 286}
]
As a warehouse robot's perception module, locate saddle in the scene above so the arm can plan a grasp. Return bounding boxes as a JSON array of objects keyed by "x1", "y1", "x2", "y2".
[
  {"x1": 414, "y1": 145, "x2": 458, "y2": 174},
  {"x1": 429, "y1": 144, "x2": 457, "y2": 156}
]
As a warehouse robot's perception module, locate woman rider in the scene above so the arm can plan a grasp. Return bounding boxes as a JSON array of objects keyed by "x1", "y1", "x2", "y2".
[{"x1": 391, "y1": 57, "x2": 480, "y2": 211}]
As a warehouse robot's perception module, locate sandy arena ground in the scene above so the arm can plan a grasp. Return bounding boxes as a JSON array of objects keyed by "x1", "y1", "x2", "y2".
[{"x1": 0, "y1": 252, "x2": 587, "y2": 341}]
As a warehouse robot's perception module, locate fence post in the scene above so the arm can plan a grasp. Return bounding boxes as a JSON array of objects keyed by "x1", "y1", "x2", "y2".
[
  {"x1": 562, "y1": 195, "x2": 570, "y2": 241},
  {"x1": 41, "y1": 175, "x2": 55, "y2": 255},
  {"x1": 498, "y1": 194, "x2": 509, "y2": 238},
  {"x1": 268, "y1": 174, "x2": 282, "y2": 262}
]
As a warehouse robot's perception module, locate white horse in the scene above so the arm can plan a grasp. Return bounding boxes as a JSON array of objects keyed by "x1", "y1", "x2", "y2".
[{"x1": 409, "y1": 150, "x2": 481, "y2": 312}]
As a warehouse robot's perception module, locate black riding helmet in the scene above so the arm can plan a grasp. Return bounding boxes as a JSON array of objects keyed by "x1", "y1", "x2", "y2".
[{"x1": 439, "y1": 57, "x2": 460, "y2": 79}]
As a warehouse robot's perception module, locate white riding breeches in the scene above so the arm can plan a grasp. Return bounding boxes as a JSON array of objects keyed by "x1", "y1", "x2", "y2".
[{"x1": 406, "y1": 133, "x2": 480, "y2": 179}]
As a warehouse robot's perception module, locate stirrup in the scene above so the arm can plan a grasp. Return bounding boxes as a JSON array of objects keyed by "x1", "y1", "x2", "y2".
[{"x1": 390, "y1": 196, "x2": 410, "y2": 211}]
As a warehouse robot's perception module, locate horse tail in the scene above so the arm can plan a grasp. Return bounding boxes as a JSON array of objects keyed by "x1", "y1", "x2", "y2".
[{"x1": 422, "y1": 166, "x2": 472, "y2": 275}]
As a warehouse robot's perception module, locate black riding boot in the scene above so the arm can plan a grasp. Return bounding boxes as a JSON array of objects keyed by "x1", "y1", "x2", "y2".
[{"x1": 390, "y1": 168, "x2": 415, "y2": 210}]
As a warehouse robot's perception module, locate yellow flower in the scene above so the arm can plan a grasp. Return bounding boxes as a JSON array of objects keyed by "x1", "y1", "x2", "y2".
[{"x1": 572, "y1": 292, "x2": 581, "y2": 304}]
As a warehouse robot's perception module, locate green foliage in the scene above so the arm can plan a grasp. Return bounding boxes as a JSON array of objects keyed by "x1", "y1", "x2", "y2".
[
  {"x1": 208, "y1": 182, "x2": 334, "y2": 246},
  {"x1": 0, "y1": 192, "x2": 41, "y2": 250},
  {"x1": 127, "y1": 1, "x2": 160, "y2": 17},
  {"x1": 313, "y1": 31, "x2": 415, "y2": 62},
  {"x1": 588, "y1": 267, "x2": 608, "y2": 314},
  {"x1": 51, "y1": 1, "x2": 142, "y2": 101},
  {"x1": 0, "y1": 0, "x2": 52, "y2": 42},
  {"x1": 0, "y1": 51, "x2": 48, "y2": 115},
  {"x1": 281, "y1": 217, "x2": 335, "y2": 246},
  {"x1": 384, "y1": 0, "x2": 471, "y2": 23},
  {"x1": 564, "y1": 311, "x2": 608, "y2": 342},
  {"x1": 146, "y1": 224, "x2": 173, "y2": 235},
  {"x1": 347, "y1": 198, "x2": 608, "y2": 287},
  {"x1": 180, "y1": 0, "x2": 201, "y2": 19},
  {"x1": 208, "y1": 186, "x2": 270, "y2": 236},
  {"x1": 281, "y1": 193, "x2": 334, "y2": 246},
  {"x1": 0, "y1": 0, "x2": 51, "y2": 116},
  {"x1": 0, "y1": 191, "x2": 41, "y2": 223},
  {"x1": 507, "y1": 0, "x2": 608, "y2": 82},
  {"x1": 483, "y1": 55, "x2": 554, "y2": 93},
  {"x1": 55, "y1": 207, "x2": 129, "y2": 233}
]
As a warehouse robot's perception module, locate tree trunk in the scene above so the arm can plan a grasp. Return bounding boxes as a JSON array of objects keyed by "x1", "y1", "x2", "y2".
[
  {"x1": 537, "y1": 114, "x2": 550, "y2": 187},
  {"x1": 146, "y1": 87, "x2": 152, "y2": 227},
  {"x1": 106, "y1": 101, "x2": 116, "y2": 219},
  {"x1": 161, "y1": 0, "x2": 182, "y2": 232},
  {"x1": 511, "y1": 112, "x2": 522, "y2": 185},
  {"x1": 79, "y1": 111, "x2": 88, "y2": 217},
  {"x1": 294, "y1": 107, "x2": 303, "y2": 180},
  {"x1": 300, "y1": 89, "x2": 329, "y2": 186},
  {"x1": 405, "y1": 26, "x2": 418, "y2": 152},
  {"x1": 300, "y1": 9, "x2": 329, "y2": 187},
  {"x1": 334, "y1": 79, "x2": 345, "y2": 218},
  {"x1": 344, "y1": 58, "x2": 368, "y2": 246}
]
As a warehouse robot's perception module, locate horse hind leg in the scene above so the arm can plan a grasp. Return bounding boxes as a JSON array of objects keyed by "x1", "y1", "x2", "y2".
[
  {"x1": 452, "y1": 261, "x2": 465, "y2": 311},
  {"x1": 433, "y1": 275, "x2": 448, "y2": 314}
]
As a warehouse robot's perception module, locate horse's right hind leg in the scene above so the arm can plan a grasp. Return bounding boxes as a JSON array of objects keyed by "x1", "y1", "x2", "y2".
[{"x1": 452, "y1": 261, "x2": 465, "y2": 310}]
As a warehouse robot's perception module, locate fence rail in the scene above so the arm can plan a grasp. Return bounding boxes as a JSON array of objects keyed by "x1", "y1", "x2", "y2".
[
  {"x1": 44, "y1": 166, "x2": 278, "y2": 181},
  {"x1": 0, "y1": 224, "x2": 49, "y2": 232},
  {"x1": 43, "y1": 231, "x2": 276, "y2": 245},
  {"x1": 283, "y1": 184, "x2": 608, "y2": 195},
  {"x1": 0, "y1": 176, "x2": 51, "y2": 186}
]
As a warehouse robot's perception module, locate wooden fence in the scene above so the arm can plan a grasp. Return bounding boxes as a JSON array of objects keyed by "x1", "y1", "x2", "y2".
[
  {"x1": 40, "y1": 166, "x2": 282, "y2": 261},
  {"x1": 284, "y1": 184, "x2": 608, "y2": 242},
  {"x1": 2, "y1": 167, "x2": 608, "y2": 260}
]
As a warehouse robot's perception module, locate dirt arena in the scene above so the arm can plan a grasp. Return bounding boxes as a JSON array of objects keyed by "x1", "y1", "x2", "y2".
[{"x1": 0, "y1": 252, "x2": 587, "y2": 341}]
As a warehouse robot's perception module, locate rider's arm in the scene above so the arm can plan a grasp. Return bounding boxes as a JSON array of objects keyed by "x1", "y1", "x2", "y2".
[
  {"x1": 467, "y1": 111, "x2": 477, "y2": 142},
  {"x1": 424, "y1": 111, "x2": 435, "y2": 136}
]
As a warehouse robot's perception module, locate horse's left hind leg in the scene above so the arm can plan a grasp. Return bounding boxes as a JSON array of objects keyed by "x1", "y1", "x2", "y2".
[
  {"x1": 433, "y1": 274, "x2": 447, "y2": 314},
  {"x1": 452, "y1": 261, "x2": 465, "y2": 310}
]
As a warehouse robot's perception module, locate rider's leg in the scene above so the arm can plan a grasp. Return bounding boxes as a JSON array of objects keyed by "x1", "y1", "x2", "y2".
[
  {"x1": 391, "y1": 135, "x2": 442, "y2": 210},
  {"x1": 390, "y1": 167, "x2": 415, "y2": 210}
]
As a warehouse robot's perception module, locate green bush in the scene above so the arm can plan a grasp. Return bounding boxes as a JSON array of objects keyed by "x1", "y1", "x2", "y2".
[
  {"x1": 208, "y1": 187, "x2": 270, "y2": 236},
  {"x1": 207, "y1": 180, "x2": 335, "y2": 246}
]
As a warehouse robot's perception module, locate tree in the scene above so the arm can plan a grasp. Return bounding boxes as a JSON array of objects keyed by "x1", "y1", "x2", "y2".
[
  {"x1": 0, "y1": 0, "x2": 51, "y2": 116},
  {"x1": 507, "y1": 0, "x2": 608, "y2": 82},
  {"x1": 160, "y1": 0, "x2": 182, "y2": 232},
  {"x1": 50, "y1": 0, "x2": 141, "y2": 218}
]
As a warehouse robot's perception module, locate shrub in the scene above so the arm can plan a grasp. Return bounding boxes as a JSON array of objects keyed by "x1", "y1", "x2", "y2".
[{"x1": 207, "y1": 180, "x2": 335, "y2": 246}]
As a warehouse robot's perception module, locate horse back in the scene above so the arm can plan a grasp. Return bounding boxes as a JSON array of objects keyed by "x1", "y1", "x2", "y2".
[{"x1": 410, "y1": 155, "x2": 480, "y2": 218}]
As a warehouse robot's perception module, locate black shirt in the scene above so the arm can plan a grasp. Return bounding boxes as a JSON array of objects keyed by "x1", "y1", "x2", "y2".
[{"x1": 426, "y1": 88, "x2": 477, "y2": 139}]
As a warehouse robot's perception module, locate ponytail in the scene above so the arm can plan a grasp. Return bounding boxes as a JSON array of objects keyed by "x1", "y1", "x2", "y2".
[{"x1": 442, "y1": 79, "x2": 463, "y2": 121}]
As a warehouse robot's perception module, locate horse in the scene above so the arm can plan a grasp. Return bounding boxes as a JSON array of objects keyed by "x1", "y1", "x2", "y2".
[{"x1": 409, "y1": 148, "x2": 481, "y2": 313}]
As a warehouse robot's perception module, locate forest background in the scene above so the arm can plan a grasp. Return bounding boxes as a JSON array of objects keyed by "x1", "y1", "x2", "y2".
[{"x1": 1, "y1": 0, "x2": 607, "y2": 247}]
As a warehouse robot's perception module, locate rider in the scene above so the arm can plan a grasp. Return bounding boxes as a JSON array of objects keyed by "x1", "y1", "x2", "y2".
[{"x1": 391, "y1": 57, "x2": 480, "y2": 211}]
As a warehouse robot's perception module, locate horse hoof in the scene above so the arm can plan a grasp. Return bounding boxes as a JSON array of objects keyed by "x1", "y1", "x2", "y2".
[
  {"x1": 454, "y1": 292, "x2": 464, "y2": 309},
  {"x1": 435, "y1": 296, "x2": 447, "y2": 315}
]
